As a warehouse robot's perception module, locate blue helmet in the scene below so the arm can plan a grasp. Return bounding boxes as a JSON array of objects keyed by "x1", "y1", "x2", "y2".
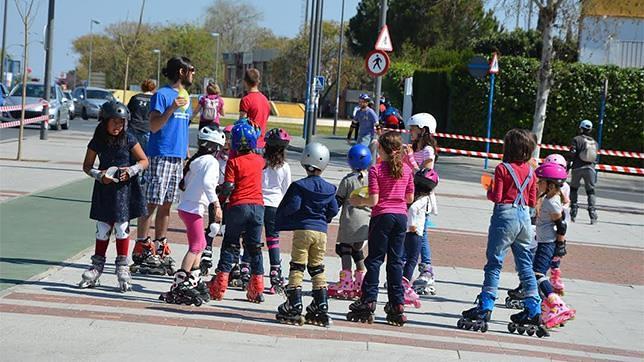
[
  {"x1": 347, "y1": 144, "x2": 372, "y2": 170},
  {"x1": 579, "y1": 119, "x2": 593, "y2": 130},
  {"x1": 231, "y1": 121, "x2": 258, "y2": 151},
  {"x1": 358, "y1": 93, "x2": 371, "y2": 101}
]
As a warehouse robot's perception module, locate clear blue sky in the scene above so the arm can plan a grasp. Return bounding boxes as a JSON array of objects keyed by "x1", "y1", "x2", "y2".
[{"x1": 3, "y1": 0, "x2": 361, "y2": 79}]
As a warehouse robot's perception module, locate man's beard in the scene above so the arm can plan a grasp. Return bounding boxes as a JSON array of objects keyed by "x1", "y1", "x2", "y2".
[{"x1": 181, "y1": 77, "x2": 192, "y2": 87}]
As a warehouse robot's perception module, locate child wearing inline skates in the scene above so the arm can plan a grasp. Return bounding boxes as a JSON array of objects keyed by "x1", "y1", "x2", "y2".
[
  {"x1": 402, "y1": 168, "x2": 439, "y2": 309},
  {"x1": 239, "y1": 128, "x2": 292, "y2": 294},
  {"x1": 275, "y1": 143, "x2": 339, "y2": 327},
  {"x1": 346, "y1": 132, "x2": 415, "y2": 326},
  {"x1": 159, "y1": 127, "x2": 225, "y2": 306},
  {"x1": 209, "y1": 121, "x2": 266, "y2": 303},
  {"x1": 328, "y1": 144, "x2": 372, "y2": 300},
  {"x1": 405, "y1": 113, "x2": 439, "y2": 296},
  {"x1": 533, "y1": 162, "x2": 576, "y2": 328},
  {"x1": 200, "y1": 124, "x2": 232, "y2": 276},
  {"x1": 79, "y1": 101, "x2": 148, "y2": 292},
  {"x1": 457, "y1": 129, "x2": 548, "y2": 337},
  {"x1": 544, "y1": 154, "x2": 570, "y2": 296}
]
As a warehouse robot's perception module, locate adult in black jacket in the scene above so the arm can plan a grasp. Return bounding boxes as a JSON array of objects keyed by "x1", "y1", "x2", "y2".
[
  {"x1": 127, "y1": 79, "x2": 156, "y2": 152},
  {"x1": 566, "y1": 119, "x2": 598, "y2": 224}
]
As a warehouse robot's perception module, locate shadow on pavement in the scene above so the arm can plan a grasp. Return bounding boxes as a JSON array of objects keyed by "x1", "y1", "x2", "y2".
[
  {"x1": 0, "y1": 257, "x2": 86, "y2": 270},
  {"x1": 43, "y1": 286, "x2": 161, "y2": 303},
  {"x1": 29, "y1": 195, "x2": 91, "y2": 204}
]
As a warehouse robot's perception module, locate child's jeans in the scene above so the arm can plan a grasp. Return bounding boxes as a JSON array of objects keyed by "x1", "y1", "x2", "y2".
[
  {"x1": 242, "y1": 206, "x2": 281, "y2": 267},
  {"x1": 482, "y1": 204, "x2": 539, "y2": 304},
  {"x1": 403, "y1": 232, "x2": 422, "y2": 281},
  {"x1": 419, "y1": 216, "x2": 432, "y2": 265},
  {"x1": 217, "y1": 204, "x2": 264, "y2": 275},
  {"x1": 533, "y1": 242, "x2": 556, "y2": 296},
  {"x1": 362, "y1": 213, "x2": 407, "y2": 306},
  {"x1": 287, "y1": 230, "x2": 327, "y2": 290}
]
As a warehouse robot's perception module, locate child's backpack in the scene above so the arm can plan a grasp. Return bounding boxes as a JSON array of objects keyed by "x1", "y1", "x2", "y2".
[
  {"x1": 579, "y1": 136, "x2": 598, "y2": 163},
  {"x1": 201, "y1": 96, "x2": 219, "y2": 122}
]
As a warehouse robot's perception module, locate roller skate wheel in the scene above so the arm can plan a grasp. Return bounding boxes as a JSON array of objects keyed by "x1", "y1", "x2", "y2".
[
  {"x1": 457, "y1": 319, "x2": 465, "y2": 329},
  {"x1": 508, "y1": 323, "x2": 516, "y2": 333},
  {"x1": 517, "y1": 327, "x2": 526, "y2": 335},
  {"x1": 193, "y1": 298, "x2": 203, "y2": 307},
  {"x1": 472, "y1": 323, "x2": 481, "y2": 332},
  {"x1": 413, "y1": 300, "x2": 421, "y2": 309},
  {"x1": 480, "y1": 323, "x2": 488, "y2": 333},
  {"x1": 504, "y1": 297, "x2": 513, "y2": 308},
  {"x1": 536, "y1": 328, "x2": 548, "y2": 338},
  {"x1": 527, "y1": 328, "x2": 535, "y2": 336}
]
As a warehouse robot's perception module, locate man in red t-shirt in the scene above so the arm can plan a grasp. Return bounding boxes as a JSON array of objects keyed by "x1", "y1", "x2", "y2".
[{"x1": 239, "y1": 68, "x2": 271, "y2": 149}]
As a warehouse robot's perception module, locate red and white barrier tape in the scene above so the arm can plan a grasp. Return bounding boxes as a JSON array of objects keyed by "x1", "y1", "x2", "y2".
[
  {"x1": 378, "y1": 127, "x2": 643, "y2": 159},
  {"x1": 0, "y1": 115, "x2": 49, "y2": 129},
  {"x1": 0, "y1": 100, "x2": 47, "y2": 113},
  {"x1": 436, "y1": 146, "x2": 644, "y2": 175}
]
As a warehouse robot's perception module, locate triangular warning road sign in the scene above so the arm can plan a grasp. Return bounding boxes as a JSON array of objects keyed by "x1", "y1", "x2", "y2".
[
  {"x1": 375, "y1": 25, "x2": 393, "y2": 52},
  {"x1": 489, "y1": 53, "x2": 499, "y2": 74}
]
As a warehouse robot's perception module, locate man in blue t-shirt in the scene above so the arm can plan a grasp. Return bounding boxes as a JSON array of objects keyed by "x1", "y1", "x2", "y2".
[
  {"x1": 133, "y1": 56, "x2": 195, "y2": 272},
  {"x1": 354, "y1": 94, "x2": 378, "y2": 147}
]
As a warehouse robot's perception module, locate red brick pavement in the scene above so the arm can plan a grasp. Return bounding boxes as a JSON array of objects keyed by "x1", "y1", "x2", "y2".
[
  {"x1": 2, "y1": 292, "x2": 641, "y2": 361},
  {"x1": 154, "y1": 213, "x2": 644, "y2": 286}
]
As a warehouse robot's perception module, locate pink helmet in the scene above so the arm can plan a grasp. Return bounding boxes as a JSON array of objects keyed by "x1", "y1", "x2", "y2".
[
  {"x1": 535, "y1": 162, "x2": 568, "y2": 186},
  {"x1": 223, "y1": 124, "x2": 234, "y2": 133},
  {"x1": 265, "y1": 128, "x2": 291, "y2": 147},
  {"x1": 544, "y1": 153, "x2": 567, "y2": 168}
]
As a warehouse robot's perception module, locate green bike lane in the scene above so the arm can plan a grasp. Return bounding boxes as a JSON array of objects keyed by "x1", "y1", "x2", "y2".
[{"x1": 0, "y1": 179, "x2": 95, "y2": 291}]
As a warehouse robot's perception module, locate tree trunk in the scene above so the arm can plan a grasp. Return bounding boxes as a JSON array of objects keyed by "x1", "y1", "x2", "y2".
[
  {"x1": 17, "y1": 19, "x2": 28, "y2": 161},
  {"x1": 123, "y1": 55, "x2": 130, "y2": 101},
  {"x1": 531, "y1": 0, "x2": 557, "y2": 158}
]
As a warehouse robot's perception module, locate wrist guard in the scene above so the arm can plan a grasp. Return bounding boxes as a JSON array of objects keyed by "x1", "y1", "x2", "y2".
[{"x1": 554, "y1": 240, "x2": 567, "y2": 257}]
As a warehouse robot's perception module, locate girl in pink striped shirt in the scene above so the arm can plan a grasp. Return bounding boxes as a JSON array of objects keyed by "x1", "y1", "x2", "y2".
[{"x1": 347, "y1": 131, "x2": 414, "y2": 326}]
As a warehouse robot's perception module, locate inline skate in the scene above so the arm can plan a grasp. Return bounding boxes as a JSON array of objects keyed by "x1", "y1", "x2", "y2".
[
  {"x1": 155, "y1": 237, "x2": 177, "y2": 275},
  {"x1": 570, "y1": 205, "x2": 578, "y2": 222},
  {"x1": 541, "y1": 293, "x2": 575, "y2": 329},
  {"x1": 239, "y1": 262, "x2": 251, "y2": 291},
  {"x1": 269, "y1": 265, "x2": 284, "y2": 295},
  {"x1": 328, "y1": 269, "x2": 356, "y2": 300},
  {"x1": 227, "y1": 264, "x2": 243, "y2": 288},
  {"x1": 346, "y1": 299, "x2": 375, "y2": 324},
  {"x1": 353, "y1": 270, "x2": 365, "y2": 299},
  {"x1": 305, "y1": 288, "x2": 331, "y2": 327},
  {"x1": 159, "y1": 269, "x2": 204, "y2": 307},
  {"x1": 199, "y1": 246, "x2": 213, "y2": 276},
  {"x1": 246, "y1": 274, "x2": 265, "y2": 303},
  {"x1": 504, "y1": 284, "x2": 525, "y2": 309},
  {"x1": 191, "y1": 268, "x2": 210, "y2": 303},
  {"x1": 115, "y1": 255, "x2": 132, "y2": 292},
  {"x1": 276, "y1": 287, "x2": 305, "y2": 326},
  {"x1": 403, "y1": 277, "x2": 421, "y2": 308},
  {"x1": 456, "y1": 292, "x2": 494, "y2": 333},
  {"x1": 413, "y1": 263, "x2": 436, "y2": 295},
  {"x1": 384, "y1": 302, "x2": 407, "y2": 326},
  {"x1": 208, "y1": 270, "x2": 229, "y2": 301},
  {"x1": 130, "y1": 237, "x2": 166, "y2": 275},
  {"x1": 79, "y1": 255, "x2": 105, "y2": 288},
  {"x1": 508, "y1": 297, "x2": 549, "y2": 337},
  {"x1": 589, "y1": 209, "x2": 598, "y2": 225},
  {"x1": 549, "y1": 267, "x2": 565, "y2": 296}
]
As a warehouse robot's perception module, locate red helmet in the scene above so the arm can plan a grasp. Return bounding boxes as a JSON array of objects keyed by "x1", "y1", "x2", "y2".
[{"x1": 264, "y1": 128, "x2": 291, "y2": 147}]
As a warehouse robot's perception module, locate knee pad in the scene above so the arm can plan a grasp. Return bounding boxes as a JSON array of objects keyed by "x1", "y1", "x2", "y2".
[
  {"x1": 222, "y1": 240, "x2": 240, "y2": 254},
  {"x1": 351, "y1": 243, "x2": 365, "y2": 263},
  {"x1": 535, "y1": 273, "x2": 548, "y2": 285},
  {"x1": 335, "y1": 243, "x2": 353, "y2": 257},
  {"x1": 95, "y1": 222, "x2": 113, "y2": 241},
  {"x1": 308, "y1": 264, "x2": 325, "y2": 277},
  {"x1": 113, "y1": 222, "x2": 130, "y2": 239},
  {"x1": 266, "y1": 237, "x2": 279, "y2": 249},
  {"x1": 289, "y1": 261, "x2": 306, "y2": 273},
  {"x1": 243, "y1": 241, "x2": 263, "y2": 256}
]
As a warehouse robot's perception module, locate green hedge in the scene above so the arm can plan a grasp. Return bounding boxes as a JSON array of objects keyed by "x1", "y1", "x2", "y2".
[{"x1": 412, "y1": 56, "x2": 644, "y2": 166}]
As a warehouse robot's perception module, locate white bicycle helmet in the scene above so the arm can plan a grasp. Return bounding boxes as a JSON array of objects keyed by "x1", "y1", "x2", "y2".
[
  {"x1": 301, "y1": 142, "x2": 330, "y2": 172},
  {"x1": 407, "y1": 113, "x2": 437, "y2": 134},
  {"x1": 198, "y1": 126, "x2": 226, "y2": 147}
]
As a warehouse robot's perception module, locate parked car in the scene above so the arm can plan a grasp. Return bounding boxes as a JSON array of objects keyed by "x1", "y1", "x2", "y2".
[
  {"x1": 63, "y1": 90, "x2": 75, "y2": 120},
  {"x1": 72, "y1": 87, "x2": 115, "y2": 120},
  {"x1": 6, "y1": 83, "x2": 70, "y2": 130}
]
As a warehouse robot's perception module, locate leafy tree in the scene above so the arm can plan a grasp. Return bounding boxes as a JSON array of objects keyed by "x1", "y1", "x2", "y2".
[
  {"x1": 347, "y1": 0, "x2": 498, "y2": 56},
  {"x1": 473, "y1": 28, "x2": 578, "y2": 62}
]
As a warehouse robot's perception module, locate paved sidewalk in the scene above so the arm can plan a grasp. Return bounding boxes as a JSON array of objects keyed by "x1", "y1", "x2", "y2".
[{"x1": 1, "y1": 119, "x2": 643, "y2": 360}]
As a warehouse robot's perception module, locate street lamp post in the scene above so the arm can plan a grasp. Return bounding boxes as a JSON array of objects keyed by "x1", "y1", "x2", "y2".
[
  {"x1": 211, "y1": 32, "x2": 220, "y2": 83},
  {"x1": 152, "y1": 49, "x2": 160, "y2": 86},
  {"x1": 88, "y1": 19, "x2": 100, "y2": 87}
]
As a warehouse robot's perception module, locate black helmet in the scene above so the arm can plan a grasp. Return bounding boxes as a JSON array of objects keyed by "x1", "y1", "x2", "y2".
[{"x1": 99, "y1": 101, "x2": 130, "y2": 122}]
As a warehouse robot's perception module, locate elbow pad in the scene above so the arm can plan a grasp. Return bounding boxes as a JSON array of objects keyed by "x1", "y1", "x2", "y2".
[
  {"x1": 220, "y1": 181, "x2": 235, "y2": 197},
  {"x1": 554, "y1": 216, "x2": 567, "y2": 236}
]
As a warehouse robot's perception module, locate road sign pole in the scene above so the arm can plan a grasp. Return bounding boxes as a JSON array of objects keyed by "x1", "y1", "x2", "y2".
[
  {"x1": 41, "y1": 0, "x2": 55, "y2": 140},
  {"x1": 303, "y1": 0, "x2": 318, "y2": 144},
  {"x1": 374, "y1": 0, "x2": 388, "y2": 119},
  {"x1": 484, "y1": 72, "x2": 495, "y2": 170}
]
